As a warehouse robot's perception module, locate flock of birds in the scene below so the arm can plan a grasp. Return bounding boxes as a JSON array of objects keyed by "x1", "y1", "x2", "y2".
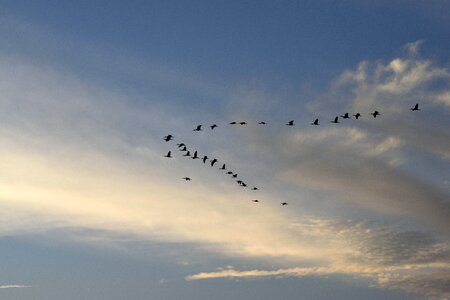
[{"x1": 163, "y1": 103, "x2": 421, "y2": 205}]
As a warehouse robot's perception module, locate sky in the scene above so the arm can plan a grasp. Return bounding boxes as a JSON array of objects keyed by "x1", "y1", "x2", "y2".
[{"x1": 0, "y1": 1, "x2": 449, "y2": 299}]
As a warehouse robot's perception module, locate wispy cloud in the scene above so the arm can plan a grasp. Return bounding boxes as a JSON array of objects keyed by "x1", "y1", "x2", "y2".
[
  {"x1": 0, "y1": 285, "x2": 31, "y2": 289},
  {"x1": 1, "y1": 35, "x2": 449, "y2": 299}
]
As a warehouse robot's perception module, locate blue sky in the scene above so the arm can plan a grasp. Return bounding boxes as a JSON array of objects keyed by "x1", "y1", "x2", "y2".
[{"x1": 0, "y1": 1, "x2": 449, "y2": 299}]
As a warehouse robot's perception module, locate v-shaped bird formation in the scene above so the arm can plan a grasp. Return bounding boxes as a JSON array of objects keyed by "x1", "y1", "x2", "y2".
[{"x1": 163, "y1": 104, "x2": 421, "y2": 205}]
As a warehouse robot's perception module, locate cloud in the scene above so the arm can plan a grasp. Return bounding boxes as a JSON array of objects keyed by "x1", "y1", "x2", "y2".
[
  {"x1": 187, "y1": 219, "x2": 450, "y2": 298},
  {"x1": 1, "y1": 35, "x2": 449, "y2": 300},
  {"x1": 0, "y1": 285, "x2": 31, "y2": 289}
]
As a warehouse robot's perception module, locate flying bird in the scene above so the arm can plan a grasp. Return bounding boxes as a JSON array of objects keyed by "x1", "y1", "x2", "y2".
[
  {"x1": 340, "y1": 113, "x2": 350, "y2": 119},
  {"x1": 411, "y1": 103, "x2": 420, "y2": 111},
  {"x1": 286, "y1": 120, "x2": 294, "y2": 126},
  {"x1": 210, "y1": 159, "x2": 218, "y2": 167},
  {"x1": 163, "y1": 135, "x2": 173, "y2": 142},
  {"x1": 192, "y1": 151, "x2": 199, "y2": 159},
  {"x1": 239, "y1": 122, "x2": 247, "y2": 125},
  {"x1": 371, "y1": 111, "x2": 380, "y2": 118},
  {"x1": 311, "y1": 118, "x2": 320, "y2": 125},
  {"x1": 210, "y1": 124, "x2": 218, "y2": 130},
  {"x1": 281, "y1": 202, "x2": 288, "y2": 206},
  {"x1": 180, "y1": 146, "x2": 187, "y2": 151},
  {"x1": 258, "y1": 121, "x2": 267, "y2": 125},
  {"x1": 252, "y1": 187, "x2": 258, "y2": 190},
  {"x1": 183, "y1": 151, "x2": 191, "y2": 157},
  {"x1": 353, "y1": 113, "x2": 361, "y2": 119},
  {"x1": 164, "y1": 151, "x2": 172, "y2": 158},
  {"x1": 226, "y1": 171, "x2": 233, "y2": 174},
  {"x1": 182, "y1": 177, "x2": 191, "y2": 181},
  {"x1": 241, "y1": 182, "x2": 247, "y2": 187},
  {"x1": 237, "y1": 180, "x2": 243, "y2": 185},
  {"x1": 193, "y1": 125, "x2": 202, "y2": 131},
  {"x1": 177, "y1": 143, "x2": 185, "y2": 148},
  {"x1": 229, "y1": 122, "x2": 237, "y2": 125},
  {"x1": 232, "y1": 173, "x2": 238, "y2": 178},
  {"x1": 331, "y1": 116, "x2": 339, "y2": 123},
  {"x1": 252, "y1": 200, "x2": 259, "y2": 203},
  {"x1": 220, "y1": 164, "x2": 226, "y2": 170},
  {"x1": 202, "y1": 156, "x2": 208, "y2": 163}
]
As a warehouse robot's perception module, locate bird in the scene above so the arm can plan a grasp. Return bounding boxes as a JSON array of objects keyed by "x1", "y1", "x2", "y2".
[
  {"x1": 252, "y1": 200, "x2": 259, "y2": 203},
  {"x1": 410, "y1": 103, "x2": 420, "y2": 111},
  {"x1": 331, "y1": 116, "x2": 339, "y2": 123},
  {"x1": 177, "y1": 143, "x2": 185, "y2": 148},
  {"x1": 371, "y1": 111, "x2": 380, "y2": 118},
  {"x1": 353, "y1": 113, "x2": 361, "y2": 119},
  {"x1": 202, "y1": 156, "x2": 208, "y2": 163},
  {"x1": 281, "y1": 202, "x2": 288, "y2": 206},
  {"x1": 183, "y1": 151, "x2": 191, "y2": 157},
  {"x1": 226, "y1": 171, "x2": 233, "y2": 174},
  {"x1": 311, "y1": 118, "x2": 320, "y2": 125},
  {"x1": 239, "y1": 122, "x2": 247, "y2": 125},
  {"x1": 229, "y1": 122, "x2": 237, "y2": 125},
  {"x1": 164, "y1": 151, "x2": 172, "y2": 158},
  {"x1": 220, "y1": 164, "x2": 226, "y2": 170},
  {"x1": 210, "y1": 124, "x2": 218, "y2": 130},
  {"x1": 252, "y1": 187, "x2": 258, "y2": 190},
  {"x1": 192, "y1": 151, "x2": 199, "y2": 159},
  {"x1": 340, "y1": 113, "x2": 350, "y2": 119},
  {"x1": 182, "y1": 177, "x2": 191, "y2": 181},
  {"x1": 258, "y1": 121, "x2": 267, "y2": 125},
  {"x1": 232, "y1": 173, "x2": 238, "y2": 178},
  {"x1": 286, "y1": 120, "x2": 294, "y2": 126},
  {"x1": 193, "y1": 125, "x2": 202, "y2": 131},
  {"x1": 210, "y1": 159, "x2": 218, "y2": 167},
  {"x1": 237, "y1": 180, "x2": 243, "y2": 185},
  {"x1": 163, "y1": 135, "x2": 173, "y2": 142},
  {"x1": 241, "y1": 182, "x2": 247, "y2": 187},
  {"x1": 180, "y1": 146, "x2": 187, "y2": 151}
]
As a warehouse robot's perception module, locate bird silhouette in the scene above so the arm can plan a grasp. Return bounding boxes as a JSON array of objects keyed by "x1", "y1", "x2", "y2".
[
  {"x1": 340, "y1": 113, "x2": 350, "y2": 119},
  {"x1": 252, "y1": 200, "x2": 259, "y2": 203},
  {"x1": 252, "y1": 187, "x2": 258, "y2": 190},
  {"x1": 241, "y1": 182, "x2": 247, "y2": 187},
  {"x1": 210, "y1": 159, "x2": 218, "y2": 167},
  {"x1": 180, "y1": 146, "x2": 187, "y2": 151},
  {"x1": 239, "y1": 122, "x2": 247, "y2": 125},
  {"x1": 226, "y1": 171, "x2": 233, "y2": 174},
  {"x1": 164, "y1": 151, "x2": 172, "y2": 158},
  {"x1": 281, "y1": 202, "x2": 288, "y2": 206},
  {"x1": 192, "y1": 151, "x2": 199, "y2": 159},
  {"x1": 331, "y1": 116, "x2": 339, "y2": 123},
  {"x1": 220, "y1": 164, "x2": 226, "y2": 170},
  {"x1": 163, "y1": 135, "x2": 173, "y2": 142},
  {"x1": 182, "y1": 177, "x2": 191, "y2": 181},
  {"x1": 210, "y1": 124, "x2": 218, "y2": 130},
  {"x1": 353, "y1": 113, "x2": 361, "y2": 119},
  {"x1": 286, "y1": 120, "x2": 294, "y2": 126},
  {"x1": 229, "y1": 122, "x2": 237, "y2": 125},
  {"x1": 311, "y1": 118, "x2": 320, "y2": 125},
  {"x1": 232, "y1": 173, "x2": 238, "y2": 178},
  {"x1": 371, "y1": 111, "x2": 380, "y2": 118},
  {"x1": 183, "y1": 151, "x2": 191, "y2": 157},
  {"x1": 177, "y1": 143, "x2": 185, "y2": 148},
  {"x1": 237, "y1": 180, "x2": 243, "y2": 185},
  {"x1": 193, "y1": 125, "x2": 202, "y2": 131},
  {"x1": 258, "y1": 121, "x2": 267, "y2": 125},
  {"x1": 202, "y1": 156, "x2": 208, "y2": 163},
  {"x1": 411, "y1": 103, "x2": 420, "y2": 111}
]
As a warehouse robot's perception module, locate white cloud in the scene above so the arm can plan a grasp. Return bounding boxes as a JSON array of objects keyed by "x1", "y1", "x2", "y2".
[{"x1": 0, "y1": 285, "x2": 31, "y2": 289}]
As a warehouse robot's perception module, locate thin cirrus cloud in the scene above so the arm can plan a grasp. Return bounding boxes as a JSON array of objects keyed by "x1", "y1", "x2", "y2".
[
  {"x1": 184, "y1": 42, "x2": 450, "y2": 299},
  {"x1": 0, "y1": 285, "x2": 31, "y2": 289},
  {"x1": 1, "y1": 34, "x2": 449, "y2": 300}
]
